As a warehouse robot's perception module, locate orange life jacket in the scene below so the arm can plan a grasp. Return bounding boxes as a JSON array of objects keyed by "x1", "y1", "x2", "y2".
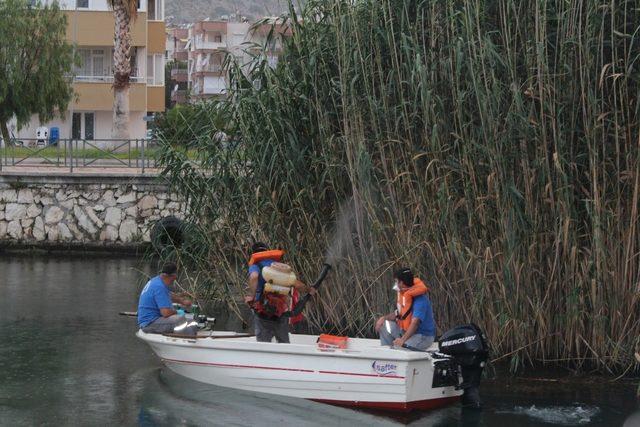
[
  {"x1": 248, "y1": 249, "x2": 285, "y2": 266},
  {"x1": 249, "y1": 249, "x2": 289, "y2": 318},
  {"x1": 396, "y1": 278, "x2": 429, "y2": 330}
]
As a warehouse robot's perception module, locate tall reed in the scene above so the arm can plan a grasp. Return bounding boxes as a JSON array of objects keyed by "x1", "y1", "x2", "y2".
[{"x1": 156, "y1": 0, "x2": 640, "y2": 373}]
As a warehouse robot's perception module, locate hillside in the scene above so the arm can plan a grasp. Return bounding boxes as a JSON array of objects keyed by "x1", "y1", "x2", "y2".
[{"x1": 165, "y1": 0, "x2": 290, "y2": 24}]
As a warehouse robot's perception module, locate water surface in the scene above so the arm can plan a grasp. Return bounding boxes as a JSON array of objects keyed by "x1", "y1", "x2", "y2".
[{"x1": 0, "y1": 255, "x2": 637, "y2": 426}]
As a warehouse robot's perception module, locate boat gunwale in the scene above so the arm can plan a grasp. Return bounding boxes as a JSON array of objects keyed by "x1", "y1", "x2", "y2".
[{"x1": 136, "y1": 330, "x2": 436, "y2": 362}]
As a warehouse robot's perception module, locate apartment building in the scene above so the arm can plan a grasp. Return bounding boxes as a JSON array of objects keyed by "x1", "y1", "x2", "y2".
[
  {"x1": 188, "y1": 21, "x2": 248, "y2": 100},
  {"x1": 167, "y1": 19, "x2": 287, "y2": 105},
  {"x1": 15, "y1": 0, "x2": 166, "y2": 142}
]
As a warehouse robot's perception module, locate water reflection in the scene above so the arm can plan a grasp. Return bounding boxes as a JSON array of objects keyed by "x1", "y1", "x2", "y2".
[
  {"x1": 0, "y1": 255, "x2": 154, "y2": 426},
  {"x1": 624, "y1": 409, "x2": 640, "y2": 427},
  {"x1": 138, "y1": 369, "x2": 396, "y2": 426}
]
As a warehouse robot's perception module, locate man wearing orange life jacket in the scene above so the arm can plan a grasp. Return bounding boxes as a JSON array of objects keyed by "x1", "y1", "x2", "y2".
[
  {"x1": 374, "y1": 267, "x2": 436, "y2": 351},
  {"x1": 244, "y1": 242, "x2": 315, "y2": 343}
]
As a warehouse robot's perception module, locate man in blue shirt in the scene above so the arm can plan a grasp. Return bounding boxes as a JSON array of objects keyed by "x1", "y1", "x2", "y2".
[
  {"x1": 375, "y1": 267, "x2": 436, "y2": 351},
  {"x1": 138, "y1": 263, "x2": 196, "y2": 335}
]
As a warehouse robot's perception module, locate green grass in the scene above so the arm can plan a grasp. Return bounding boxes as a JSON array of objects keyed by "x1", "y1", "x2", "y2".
[{"x1": 2, "y1": 146, "x2": 197, "y2": 160}]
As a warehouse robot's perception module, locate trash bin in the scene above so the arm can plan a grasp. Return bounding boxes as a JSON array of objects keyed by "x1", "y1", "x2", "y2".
[{"x1": 49, "y1": 127, "x2": 60, "y2": 146}]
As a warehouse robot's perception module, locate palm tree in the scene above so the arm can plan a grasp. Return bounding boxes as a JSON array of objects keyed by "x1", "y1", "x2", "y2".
[{"x1": 107, "y1": 0, "x2": 137, "y2": 139}]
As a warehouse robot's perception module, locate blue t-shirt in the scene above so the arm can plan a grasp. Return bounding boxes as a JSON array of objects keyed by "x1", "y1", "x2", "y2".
[
  {"x1": 411, "y1": 294, "x2": 436, "y2": 337},
  {"x1": 137, "y1": 276, "x2": 173, "y2": 327},
  {"x1": 248, "y1": 259, "x2": 275, "y2": 301}
]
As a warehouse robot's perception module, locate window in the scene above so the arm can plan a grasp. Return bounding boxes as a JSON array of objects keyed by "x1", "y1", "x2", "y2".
[
  {"x1": 147, "y1": 0, "x2": 163, "y2": 20},
  {"x1": 76, "y1": 0, "x2": 89, "y2": 8},
  {"x1": 72, "y1": 113, "x2": 81, "y2": 140},
  {"x1": 84, "y1": 113, "x2": 94, "y2": 140},
  {"x1": 130, "y1": 47, "x2": 138, "y2": 79},
  {"x1": 146, "y1": 54, "x2": 164, "y2": 86},
  {"x1": 155, "y1": 55, "x2": 164, "y2": 85},
  {"x1": 74, "y1": 48, "x2": 110, "y2": 80},
  {"x1": 208, "y1": 33, "x2": 222, "y2": 43},
  {"x1": 71, "y1": 112, "x2": 95, "y2": 140},
  {"x1": 147, "y1": 55, "x2": 153, "y2": 84},
  {"x1": 91, "y1": 50, "x2": 104, "y2": 77},
  {"x1": 76, "y1": 49, "x2": 91, "y2": 77}
]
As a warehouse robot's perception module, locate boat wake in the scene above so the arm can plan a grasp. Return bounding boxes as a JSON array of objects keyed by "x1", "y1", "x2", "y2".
[{"x1": 497, "y1": 404, "x2": 601, "y2": 425}]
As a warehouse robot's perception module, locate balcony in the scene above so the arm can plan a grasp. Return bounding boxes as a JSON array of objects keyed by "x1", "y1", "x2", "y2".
[
  {"x1": 192, "y1": 92, "x2": 225, "y2": 100},
  {"x1": 171, "y1": 68, "x2": 188, "y2": 82},
  {"x1": 173, "y1": 50, "x2": 188, "y2": 61},
  {"x1": 191, "y1": 80, "x2": 225, "y2": 97},
  {"x1": 193, "y1": 21, "x2": 227, "y2": 33},
  {"x1": 73, "y1": 47, "x2": 145, "y2": 83},
  {"x1": 172, "y1": 28, "x2": 189, "y2": 39},
  {"x1": 193, "y1": 65, "x2": 224, "y2": 77},
  {"x1": 192, "y1": 40, "x2": 226, "y2": 51},
  {"x1": 74, "y1": 74, "x2": 144, "y2": 84},
  {"x1": 193, "y1": 86, "x2": 225, "y2": 96},
  {"x1": 72, "y1": 82, "x2": 146, "y2": 111}
]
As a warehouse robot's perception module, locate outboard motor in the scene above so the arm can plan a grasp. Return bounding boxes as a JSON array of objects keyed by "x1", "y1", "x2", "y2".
[{"x1": 438, "y1": 324, "x2": 489, "y2": 409}]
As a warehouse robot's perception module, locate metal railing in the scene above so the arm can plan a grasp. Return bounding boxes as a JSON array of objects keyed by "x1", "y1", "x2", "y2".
[
  {"x1": 75, "y1": 75, "x2": 145, "y2": 83},
  {"x1": 195, "y1": 65, "x2": 224, "y2": 74},
  {"x1": 0, "y1": 138, "x2": 159, "y2": 173}
]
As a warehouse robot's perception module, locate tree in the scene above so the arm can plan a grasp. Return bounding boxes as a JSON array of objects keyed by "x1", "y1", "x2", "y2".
[
  {"x1": 0, "y1": 0, "x2": 76, "y2": 143},
  {"x1": 107, "y1": 0, "x2": 138, "y2": 139}
]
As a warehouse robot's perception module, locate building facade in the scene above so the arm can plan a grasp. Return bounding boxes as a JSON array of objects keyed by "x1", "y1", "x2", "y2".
[
  {"x1": 167, "y1": 19, "x2": 286, "y2": 106},
  {"x1": 14, "y1": 0, "x2": 166, "y2": 142}
]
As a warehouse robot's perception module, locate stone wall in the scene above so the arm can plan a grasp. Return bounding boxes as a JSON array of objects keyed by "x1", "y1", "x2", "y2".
[{"x1": 0, "y1": 174, "x2": 185, "y2": 246}]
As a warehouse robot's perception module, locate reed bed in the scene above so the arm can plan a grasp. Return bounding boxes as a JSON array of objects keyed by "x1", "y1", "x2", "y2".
[{"x1": 156, "y1": 0, "x2": 640, "y2": 373}]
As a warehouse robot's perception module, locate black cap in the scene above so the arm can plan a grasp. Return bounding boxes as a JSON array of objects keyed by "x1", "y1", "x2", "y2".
[
  {"x1": 161, "y1": 262, "x2": 178, "y2": 275},
  {"x1": 251, "y1": 242, "x2": 268, "y2": 253},
  {"x1": 394, "y1": 267, "x2": 414, "y2": 287}
]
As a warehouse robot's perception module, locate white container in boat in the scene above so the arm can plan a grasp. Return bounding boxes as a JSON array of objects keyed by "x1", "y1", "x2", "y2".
[
  {"x1": 262, "y1": 265, "x2": 296, "y2": 287},
  {"x1": 264, "y1": 283, "x2": 292, "y2": 295}
]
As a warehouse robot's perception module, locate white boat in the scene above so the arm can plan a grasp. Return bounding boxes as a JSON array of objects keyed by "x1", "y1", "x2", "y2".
[{"x1": 137, "y1": 328, "x2": 487, "y2": 412}]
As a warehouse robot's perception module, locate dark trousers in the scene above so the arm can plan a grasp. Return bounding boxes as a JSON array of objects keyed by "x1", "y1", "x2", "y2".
[{"x1": 254, "y1": 314, "x2": 290, "y2": 343}]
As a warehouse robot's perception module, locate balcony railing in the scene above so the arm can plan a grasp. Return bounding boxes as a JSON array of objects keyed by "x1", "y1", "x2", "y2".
[
  {"x1": 173, "y1": 51, "x2": 188, "y2": 61},
  {"x1": 193, "y1": 87, "x2": 225, "y2": 96},
  {"x1": 193, "y1": 65, "x2": 224, "y2": 75},
  {"x1": 171, "y1": 69, "x2": 188, "y2": 77},
  {"x1": 193, "y1": 40, "x2": 226, "y2": 51},
  {"x1": 74, "y1": 68, "x2": 143, "y2": 83},
  {"x1": 75, "y1": 75, "x2": 145, "y2": 83}
]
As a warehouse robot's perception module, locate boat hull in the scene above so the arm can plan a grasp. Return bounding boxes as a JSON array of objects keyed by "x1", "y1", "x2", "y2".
[{"x1": 137, "y1": 331, "x2": 462, "y2": 412}]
